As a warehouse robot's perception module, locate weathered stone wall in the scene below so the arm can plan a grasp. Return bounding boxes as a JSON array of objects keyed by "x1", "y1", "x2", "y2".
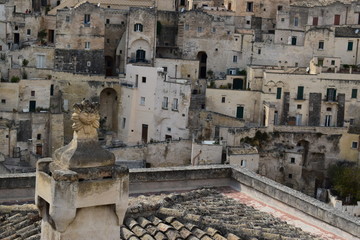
[{"x1": 109, "y1": 140, "x2": 192, "y2": 167}]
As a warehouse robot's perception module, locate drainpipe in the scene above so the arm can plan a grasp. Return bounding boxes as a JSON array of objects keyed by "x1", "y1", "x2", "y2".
[
  {"x1": 356, "y1": 39, "x2": 359, "y2": 65},
  {"x1": 8, "y1": 128, "x2": 11, "y2": 157}
]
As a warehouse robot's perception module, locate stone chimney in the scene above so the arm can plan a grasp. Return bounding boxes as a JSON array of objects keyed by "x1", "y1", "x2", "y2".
[{"x1": 35, "y1": 100, "x2": 128, "y2": 240}]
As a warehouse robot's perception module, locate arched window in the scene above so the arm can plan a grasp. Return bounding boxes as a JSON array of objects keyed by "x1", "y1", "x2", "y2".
[
  {"x1": 134, "y1": 23, "x2": 143, "y2": 32},
  {"x1": 136, "y1": 49, "x2": 146, "y2": 62}
]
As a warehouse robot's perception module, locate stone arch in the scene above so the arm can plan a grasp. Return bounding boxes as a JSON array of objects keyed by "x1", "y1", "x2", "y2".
[
  {"x1": 130, "y1": 39, "x2": 151, "y2": 63},
  {"x1": 197, "y1": 51, "x2": 207, "y2": 79},
  {"x1": 99, "y1": 88, "x2": 118, "y2": 133}
]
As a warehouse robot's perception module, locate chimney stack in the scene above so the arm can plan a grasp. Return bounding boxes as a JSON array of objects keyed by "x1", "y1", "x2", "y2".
[{"x1": 35, "y1": 100, "x2": 128, "y2": 240}]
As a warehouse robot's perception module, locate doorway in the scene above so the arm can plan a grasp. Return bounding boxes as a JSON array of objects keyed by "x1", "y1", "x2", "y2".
[
  {"x1": 142, "y1": 124, "x2": 148, "y2": 143},
  {"x1": 197, "y1": 52, "x2": 207, "y2": 79}
]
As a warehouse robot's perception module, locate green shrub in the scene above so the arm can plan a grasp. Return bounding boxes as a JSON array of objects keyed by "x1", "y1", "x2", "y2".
[{"x1": 11, "y1": 76, "x2": 20, "y2": 83}]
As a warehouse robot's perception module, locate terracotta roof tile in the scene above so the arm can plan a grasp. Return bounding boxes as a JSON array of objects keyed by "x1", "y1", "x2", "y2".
[{"x1": 0, "y1": 188, "x2": 324, "y2": 240}]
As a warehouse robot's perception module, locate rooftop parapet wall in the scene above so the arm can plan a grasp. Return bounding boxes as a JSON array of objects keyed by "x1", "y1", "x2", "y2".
[{"x1": 1, "y1": 166, "x2": 359, "y2": 237}]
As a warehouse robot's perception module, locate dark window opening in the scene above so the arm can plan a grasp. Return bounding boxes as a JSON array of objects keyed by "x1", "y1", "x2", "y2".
[
  {"x1": 297, "y1": 86, "x2": 304, "y2": 100},
  {"x1": 50, "y1": 85, "x2": 54, "y2": 96},
  {"x1": 326, "y1": 88, "x2": 337, "y2": 101},
  {"x1": 134, "y1": 23, "x2": 143, "y2": 32},
  {"x1": 84, "y1": 14, "x2": 90, "y2": 24},
  {"x1": 276, "y1": 88, "x2": 282, "y2": 99},
  {"x1": 348, "y1": 41, "x2": 353, "y2": 51},
  {"x1": 334, "y1": 14, "x2": 340, "y2": 25},
  {"x1": 246, "y1": 2, "x2": 253, "y2": 12},
  {"x1": 313, "y1": 17, "x2": 318, "y2": 26},
  {"x1": 37, "y1": 134, "x2": 41, "y2": 140},
  {"x1": 136, "y1": 49, "x2": 146, "y2": 62},
  {"x1": 221, "y1": 96, "x2": 225, "y2": 103},
  {"x1": 142, "y1": 77, "x2": 146, "y2": 83},
  {"x1": 290, "y1": 158, "x2": 295, "y2": 163},
  {"x1": 351, "y1": 89, "x2": 357, "y2": 98}
]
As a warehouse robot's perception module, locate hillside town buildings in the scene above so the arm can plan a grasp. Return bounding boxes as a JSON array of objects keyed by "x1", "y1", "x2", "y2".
[{"x1": 0, "y1": 0, "x2": 359, "y2": 201}]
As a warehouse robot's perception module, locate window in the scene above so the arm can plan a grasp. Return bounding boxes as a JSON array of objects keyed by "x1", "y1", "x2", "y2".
[
  {"x1": 1, "y1": 99, "x2": 5, "y2": 104},
  {"x1": 197, "y1": 27, "x2": 203, "y2": 33},
  {"x1": 291, "y1": 36, "x2": 297, "y2": 45},
  {"x1": 276, "y1": 88, "x2": 282, "y2": 99},
  {"x1": 134, "y1": 23, "x2": 143, "y2": 32},
  {"x1": 277, "y1": 5, "x2": 283, "y2": 11},
  {"x1": 347, "y1": 41, "x2": 353, "y2": 51},
  {"x1": 246, "y1": 2, "x2": 253, "y2": 12},
  {"x1": 136, "y1": 49, "x2": 146, "y2": 62},
  {"x1": 27, "y1": 29, "x2": 31, "y2": 35},
  {"x1": 358, "y1": 13, "x2": 360, "y2": 24},
  {"x1": 281, "y1": 18, "x2": 285, "y2": 22},
  {"x1": 106, "y1": 38, "x2": 110, "y2": 43},
  {"x1": 212, "y1": 27, "x2": 216, "y2": 33},
  {"x1": 240, "y1": 160, "x2": 246, "y2": 167},
  {"x1": 84, "y1": 14, "x2": 90, "y2": 24},
  {"x1": 297, "y1": 86, "x2": 304, "y2": 100},
  {"x1": 288, "y1": 174, "x2": 293, "y2": 179},
  {"x1": 326, "y1": 107, "x2": 332, "y2": 111},
  {"x1": 66, "y1": 16, "x2": 70, "y2": 22},
  {"x1": 37, "y1": 134, "x2": 41, "y2": 140},
  {"x1": 162, "y1": 97, "x2": 168, "y2": 109},
  {"x1": 318, "y1": 41, "x2": 324, "y2": 50},
  {"x1": 14, "y1": 26, "x2": 18, "y2": 31},
  {"x1": 258, "y1": 48, "x2": 261, "y2": 54},
  {"x1": 163, "y1": 67, "x2": 168, "y2": 72},
  {"x1": 184, "y1": 24, "x2": 189, "y2": 30},
  {"x1": 142, "y1": 77, "x2": 146, "y2": 83},
  {"x1": 221, "y1": 96, "x2": 226, "y2": 103},
  {"x1": 326, "y1": 88, "x2": 337, "y2": 101},
  {"x1": 140, "y1": 97, "x2": 145, "y2": 106},
  {"x1": 297, "y1": 104, "x2": 302, "y2": 109},
  {"x1": 294, "y1": 17, "x2": 299, "y2": 26},
  {"x1": 106, "y1": 19, "x2": 110, "y2": 24},
  {"x1": 352, "y1": 141, "x2": 358, "y2": 149},
  {"x1": 233, "y1": 56, "x2": 238, "y2": 63},
  {"x1": 180, "y1": 0, "x2": 185, "y2": 6},
  {"x1": 351, "y1": 89, "x2": 358, "y2": 98},
  {"x1": 325, "y1": 115, "x2": 332, "y2": 126},
  {"x1": 313, "y1": 17, "x2": 318, "y2": 26},
  {"x1": 122, "y1": 118, "x2": 126, "y2": 129},
  {"x1": 350, "y1": 118, "x2": 355, "y2": 125},
  {"x1": 236, "y1": 106, "x2": 244, "y2": 119},
  {"x1": 36, "y1": 55, "x2": 45, "y2": 68},
  {"x1": 31, "y1": 91, "x2": 35, "y2": 96},
  {"x1": 334, "y1": 14, "x2": 340, "y2": 25},
  {"x1": 290, "y1": 158, "x2": 295, "y2": 164},
  {"x1": 85, "y1": 41, "x2": 90, "y2": 50},
  {"x1": 50, "y1": 85, "x2": 54, "y2": 96},
  {"x1": 331, "y1": 60, "x2": 335, "y2": 65},
  {"x1": 172, "y1": 98, "x2": 178, "y2": 111}
]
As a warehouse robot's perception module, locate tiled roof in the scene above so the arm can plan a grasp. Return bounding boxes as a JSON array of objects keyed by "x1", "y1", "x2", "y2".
[{"x1": 0, "y1": 188, "x2": 323, "y2": 240}]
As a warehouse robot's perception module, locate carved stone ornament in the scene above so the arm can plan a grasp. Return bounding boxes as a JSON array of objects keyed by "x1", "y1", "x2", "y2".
[
  {"x1": 50, "y1": 99, "x2": 115, "y2": 170},
  {"x1": 71, "y1": 100, "x2": 100, "y2": 140}
]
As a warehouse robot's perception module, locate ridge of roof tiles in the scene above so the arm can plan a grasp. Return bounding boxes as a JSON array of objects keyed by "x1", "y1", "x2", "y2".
[{"x1": 0, "y1": 188, "x2": 323, "y2": 240}]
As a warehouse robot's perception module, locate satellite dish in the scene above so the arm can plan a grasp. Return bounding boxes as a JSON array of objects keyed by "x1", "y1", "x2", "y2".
[
  {"x1": 356, "y1": 29, "x2": 359, "y2": 34},
  {"x1": 306, "y1": 67, "x2": 310, "y2": 73}
]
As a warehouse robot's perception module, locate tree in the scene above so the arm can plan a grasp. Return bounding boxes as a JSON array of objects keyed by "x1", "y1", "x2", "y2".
[{"x1": 327, "y1": 162, "x2": 360, "y2": 204}]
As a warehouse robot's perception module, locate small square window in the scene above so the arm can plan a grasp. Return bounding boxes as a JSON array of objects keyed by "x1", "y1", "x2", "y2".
[
  {"x1": 326, "y1": 107, "x2": 332, "y2": 111},
  {"x1": 246, "y1": 20, "x2": 251, "y2": 25},
  {"x1": 140, "y1": 97, "x2": 145, "y2": 106},
  {"x1": 14, "y1": 26, "x2": 18, "y2": 31},
  {"x1": 106, "y1": 19, "x2": 110, "y2": 24},
  {"x1": 66, "y1": 16, "x2": 70, "y2": 22},
  {"x1": 1, "y1": 99, "x2": 5, "y2": 104},
  {"x1": 288, "y1": 174, "x2": 293, "y2": 179},
  {"x1": 350, "y1": 119, "x2": 355, "y2": 125},
  {"x1": 167, "y1": 127, "x2": 171, "y2": 132},
  {"x1": 37, "y1": 134, "x2": 41, "y2": 140},
  {"x1": 297, "y1": 104, "x2": 302, "y2": 109},
  {"x1": 142, "y1": 77, "x2": 146, "y2": 83},
  {"x1": 281, "y1": 18, "x2": 285, "y2": 22},
  {"x1": 290, "y1": 158, "x2": 295, "y2": 163},
  {"x1": 197, "y1": 27, "x2": 203, "y2": 33},
  {"x1": 106, "y1": 39, "x2": 110, "y2": 43},
  {"x1": 221, "y1": 96, "x2": 226, "y2": 103},
  {"x1": 31, "y1": 91, "x2": 35, "y2": 96},
  {"x1": 278, "y1": 5, "x2": 283, "y2": 11},
  {"x1": 351, "y1": 141, "x2": 358, "y2": 149},
  {"x1": 27, "y1": 29, "x2": 31, "y2": 35},
  {"x1": 331, "y1": 60, "x2": 335, "y2": 65},
  {"x1": 258, "y1": 48, "x2": 261, "y2": 54}
]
